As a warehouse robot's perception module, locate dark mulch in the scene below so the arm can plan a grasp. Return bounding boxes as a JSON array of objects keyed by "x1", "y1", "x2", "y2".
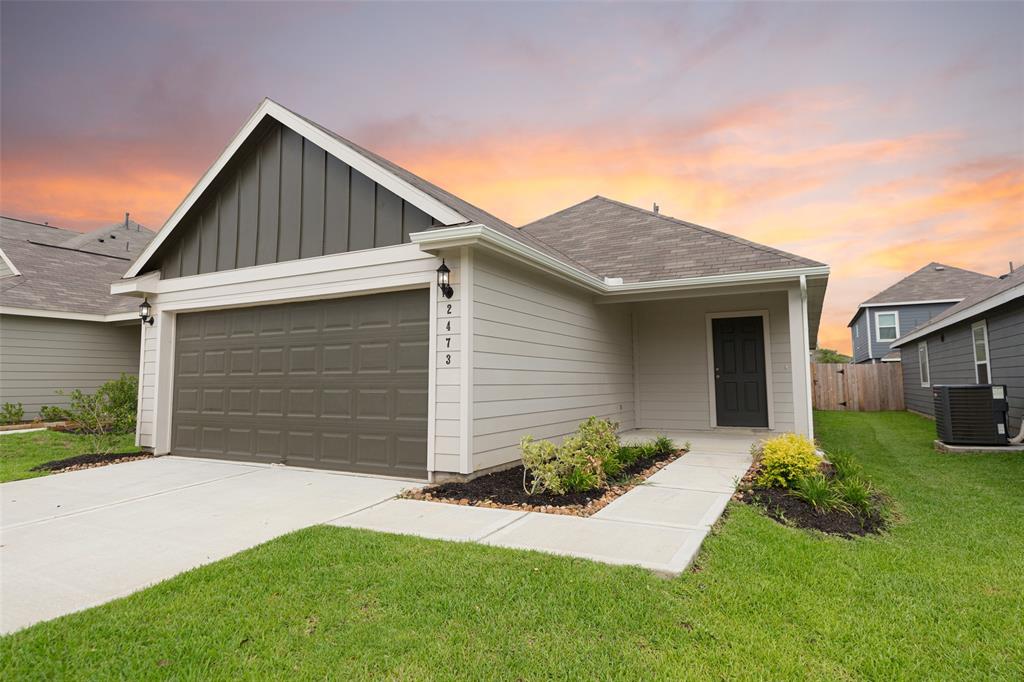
[
  {"x1": 31, "y1": 451, "x2": 153, "y2": 472},
  {"x1": 748, "y1": 486, "x2": 887, "y2": 537},
  {"x1": 734, "y1": 461, "x2": 888, "y2": 537},
  {"x1": 406, "y1": 448, "x2": 682, "y2": 514}
]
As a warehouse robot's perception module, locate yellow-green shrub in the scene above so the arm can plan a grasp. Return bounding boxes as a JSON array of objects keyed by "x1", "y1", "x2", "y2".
[{"x1": 755, "y1": 433, "x2": 820, "y2": 488}]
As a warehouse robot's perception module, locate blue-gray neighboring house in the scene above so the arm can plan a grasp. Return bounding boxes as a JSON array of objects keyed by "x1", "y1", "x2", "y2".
[
  {"x1": 848, "y1": 262, "x2": 997, "y2": 364},
  {"x1": 893, "y1": 267, "x2": 1024, "y2": 436}
]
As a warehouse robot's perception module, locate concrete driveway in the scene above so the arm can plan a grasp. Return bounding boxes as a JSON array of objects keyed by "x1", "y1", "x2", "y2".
[{"x1": 0, "y1": 456, "x2": 416, "y2": 634}]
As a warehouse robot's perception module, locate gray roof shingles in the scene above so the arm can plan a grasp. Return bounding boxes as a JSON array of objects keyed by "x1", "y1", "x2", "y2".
[
  {"x1": 898, "y1": 266, "x2": 1024, "y2": 342},
  {"x1": 862, "y1": 262, "x2": 997, "y2": 305},
  {"x1": 1, "y1": 217, "x2": 155, "y2": 315},
  {"x1": 519, "y1": 196, "x2": 825, "y2": 283}
]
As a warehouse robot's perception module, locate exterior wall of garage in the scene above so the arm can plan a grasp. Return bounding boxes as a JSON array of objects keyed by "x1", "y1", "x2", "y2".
[{"x1": 468, "y1": 251, "x2": 635, "y2": 472}]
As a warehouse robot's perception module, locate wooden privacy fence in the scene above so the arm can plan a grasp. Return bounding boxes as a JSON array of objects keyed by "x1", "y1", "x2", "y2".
[{"x1": 811, "y1": 363, "x2": 905, "y2": 411}]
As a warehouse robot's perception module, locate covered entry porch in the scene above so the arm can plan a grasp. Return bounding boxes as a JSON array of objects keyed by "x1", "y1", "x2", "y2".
[{"x1": 613, "y1": 280, "x2": 822, "y2": 440}]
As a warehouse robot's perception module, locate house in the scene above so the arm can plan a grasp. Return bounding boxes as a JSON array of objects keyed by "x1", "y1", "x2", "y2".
[
  {"x1": 848, "y1": 262, "x2": 997, "y2": 364},
  {"x1": 893, "y1": 267, "x2": 1024, "y2": 438},
  {"x1": 0, "y1": 216, "x2": 155, "y2": 418},
  {"x1": 111, "y1": 99, "x2": 829, "y2": 481}
]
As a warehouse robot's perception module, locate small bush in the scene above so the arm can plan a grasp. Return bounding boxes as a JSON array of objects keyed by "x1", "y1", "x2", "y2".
[
  {"x1": 790, "y1": 472, "x2": 851, "y2": 515},
  {"x1": 38, "y1": 405, "x2": 70, "y2": 422},
  {"x1": 520, "y1": 417, "x2": 620, "y2": 495},
  {"x1": 755, "y1": 433, "x2": 820, "y2": 488},
  {"x1": 835, "y1": 476, "x2": 875, "y2": 516},
  {"x1": 0, "y1": 402, "x2": 25, "y2": 425},
  {"x1": 827, "y1": 450, "x2": 862, "y2": 480},
  {"x1": 58, "y1": 373, "x2": 138, "y2": 454},
  {"x1": 653, "y1": 435, "x2": 675, "y2": 455}
]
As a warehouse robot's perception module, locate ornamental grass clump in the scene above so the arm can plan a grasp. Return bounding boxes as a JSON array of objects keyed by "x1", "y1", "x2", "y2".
[{"x1": 754, "y1": 433, "x2": 820, "y2": 488}]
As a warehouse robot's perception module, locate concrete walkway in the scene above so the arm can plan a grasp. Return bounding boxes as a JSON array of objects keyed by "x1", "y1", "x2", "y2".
[
  {"x1": 333, "y1": 430, "x2": 757, "y2": 574},
  {"x1": 0, "y1": 457, "x2": 414, "y2": 634}
]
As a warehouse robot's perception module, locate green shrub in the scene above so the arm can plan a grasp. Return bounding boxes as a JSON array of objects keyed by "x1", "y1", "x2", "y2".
[
  {"x1": 754, "y1": 433, "x2": 820, "y2": 488},
  {"x1": 520, "y1": 417, "x2": 620, "y2": 495},
  {"x1": 827, "y1": 450, "x2": 862, "y2": 480},
  {"x1": 38, "y1": 405, "x2": 70, "y2": 422},
  {"x1": 790, "y1": 472, "x2": 851, "y2": 515},
  {"x1": 58, "y1": 373, "x2": 138, "y2": 454},
  {"x1": 835, "y1": 476, "x2": 875, "y2": 516},
  {"x1": 0, "y1": 402, "x2": 24, "y2": 425},
  {"x1": 653, "y1": 435, "x2": 675, "y2": 455}
]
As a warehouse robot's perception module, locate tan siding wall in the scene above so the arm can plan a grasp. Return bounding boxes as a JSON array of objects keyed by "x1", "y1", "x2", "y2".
[
  {"x1": 137, "y1": 321, "x2": 158, "y2": 447},
  {"x1": 634, "y1": 291, "x2": 795, "y2": 432},
  {"x1": 471, "y1": 252, "x2": 635, "y2": 471},
  {"x1": 0, "y1": 315, "x2": 140, "y2": 419}
]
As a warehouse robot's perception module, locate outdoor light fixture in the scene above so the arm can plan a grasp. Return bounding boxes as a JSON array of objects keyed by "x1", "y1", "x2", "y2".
[
  {"x1": 139, "y1": 298, "x2": 154, "y2": 325},
  {"x1": 437, "y1": 260, "x2": 453, "y2": 299}
]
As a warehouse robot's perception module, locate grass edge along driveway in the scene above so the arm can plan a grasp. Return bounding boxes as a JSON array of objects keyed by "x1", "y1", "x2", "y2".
[
  {"x1": 0, "y1": 430, "x2": 137, "y2": 483},
  {"x1": 2, "y1": 411, "x2": 1022, "y2": 679}
]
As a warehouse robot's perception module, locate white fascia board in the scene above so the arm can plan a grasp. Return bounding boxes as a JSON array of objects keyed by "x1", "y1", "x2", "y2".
[
  {"x1": 859, "y1": 299, "x2": 962, "y2": 308},
  {"x1": 0, "y1": 306, "x2": 136, "y2": 323},
  {"x1": 0, "y1": 247, "x2": 20, "y2": 277},
  {"x1": 412, "y1": 224, "x2": 830, "y2": 296},
  {"x1": 891, "y1": 281, "x2": 1024, "y2": 347},
  {"x1": 124, "y1": 99, "x2": 467, "y2": 279},
  {"x1": 116, "y1": 243, "x2": 431, "y2": 297}
]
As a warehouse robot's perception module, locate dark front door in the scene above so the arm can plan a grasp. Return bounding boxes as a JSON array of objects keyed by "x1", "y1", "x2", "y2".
[{"x1": 712, "y1": 316, "x2": 769, "y2": 427}]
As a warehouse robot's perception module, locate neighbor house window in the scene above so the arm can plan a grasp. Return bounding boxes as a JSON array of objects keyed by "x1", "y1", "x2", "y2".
[
  {"x1": 875, "y1": 311, "x2": 899, "y2": 342},
  {"x1": 918, "y1": 342, "x2": 930, "y2": 387},
  {"x1": 972, "y1": 320, "x2": 991, "y2": 384}
]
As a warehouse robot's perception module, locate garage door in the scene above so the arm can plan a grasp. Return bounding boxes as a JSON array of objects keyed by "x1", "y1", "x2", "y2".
[{"x1": 171, "y1": 290, "x2": 428, "y2": 478}]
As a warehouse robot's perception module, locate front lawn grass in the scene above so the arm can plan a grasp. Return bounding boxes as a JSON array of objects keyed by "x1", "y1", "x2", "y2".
[
  {"x1": 2, "y1": 411, "x2": 1022, "y2": 678},
  {"x1": 0, "y1": 430, "x2": 137, "y2": 483}
]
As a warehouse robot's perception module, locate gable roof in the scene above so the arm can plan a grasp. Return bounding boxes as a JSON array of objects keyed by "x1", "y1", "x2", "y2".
[
  {"x1": 60, "y1": 219, "x2": 154, "y2": 260},
  {"x1": 892, "y1": 267, "x2": 1024, "y2": 347},
  {"x1": 126, "y1": 98, "x2": 593, "y2": 280},
  {"x1": 518, "y1": 196, "x2": 825, "y2": 283},
  {"x1": 861, "y1": 262, "x2": 997, "y2": 306},
  {"x1": 0, "y1": 216, "x2": 152, "y2": 318}
]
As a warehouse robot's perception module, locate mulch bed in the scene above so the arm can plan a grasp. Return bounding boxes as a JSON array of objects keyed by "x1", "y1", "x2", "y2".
[
  {"x1": 734, "y1": 464, "x2": 887, "y2": 537},
  {"x1": 402, "y1": 448, "x2": 687, "y2": 516},
  {"x1": 31, "y1": 451, "x2": 154, "y2": 474}
]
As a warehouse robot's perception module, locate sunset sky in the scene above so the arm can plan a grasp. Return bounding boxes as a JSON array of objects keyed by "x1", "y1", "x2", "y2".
[{"x1": 2, "y1": 1, "x2": 1021, "y2": 352}]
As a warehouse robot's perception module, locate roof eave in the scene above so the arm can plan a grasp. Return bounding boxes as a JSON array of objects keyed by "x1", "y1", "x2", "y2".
[
  {"x1": 891, "y1": 281, "x2": 1024, "y2": 347},
  {"x1": 411, "y1": 224, "x2": 830, "y2": 296}
]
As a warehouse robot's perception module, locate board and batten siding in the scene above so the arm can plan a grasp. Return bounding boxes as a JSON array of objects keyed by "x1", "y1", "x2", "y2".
[
  {"x1": 902, "y1": 300, "x2": 1024, "y2": 432},
  {"x1": 145, "y1": 118, "x2": 435, "y2": 279},
  {"x1": 0, "y1": 315, "x2": 140, "y2": 419},
  {"x1": 634, "y1": 291, "x2": 795, "y2": 433},
  {"x1": 470, "y1": 252, "x2": 635, "y2": 471}
]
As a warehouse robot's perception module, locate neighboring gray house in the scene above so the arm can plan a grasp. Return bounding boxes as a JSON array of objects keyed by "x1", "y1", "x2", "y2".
[
  {"x1": 0, "y1": 216, "x2": 155, "y2": 418},
  {"x1": 111, "y1": 98, "x2": 829, "y2": 481},
  {"x1": 848, "y1": 262, "x2": 997, "y2": 364},
  {"x1": 894, "y1": 267, "x2": 1024, "y2": 436}
]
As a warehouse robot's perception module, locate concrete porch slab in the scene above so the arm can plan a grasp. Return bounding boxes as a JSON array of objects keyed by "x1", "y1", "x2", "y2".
[
  {"x1": 481, "y1": 513, "x2": 708, "y2": 574},
  {"x1": 593, "y1": 485, "x2": 731, "y2": 529},
  {"x1": 331, "y1": 499, "x2": 527, "y2": 542},
  {"x1": 646, "y1": 462, "x2": 746, "y2": 493}
]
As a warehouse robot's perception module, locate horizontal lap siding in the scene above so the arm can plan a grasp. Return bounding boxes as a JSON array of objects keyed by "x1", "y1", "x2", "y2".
[
  {"x1": 907, "y1": 301, "x2": 1024, "y2": 432},
  {"x1": 635, "y1": 291, "x2": 793, "y2": 432},
  {"x1": 471, "y1": 253, "x2": 634, "y2": 470},
  {"x1": 138, "y1": 322, "x2": 158, "y2": 447},
  {"x1": 0, "y1": 315, "x2": 140, "y2": 418}
]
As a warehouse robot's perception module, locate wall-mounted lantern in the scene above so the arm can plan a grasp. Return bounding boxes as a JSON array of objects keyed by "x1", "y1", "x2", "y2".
[
  {"x1": 139, "y1": 298, "x2": 154, "y2": 325},
  {"x1": 437, "y1": 260, "x2": 453, "y2": 299}
]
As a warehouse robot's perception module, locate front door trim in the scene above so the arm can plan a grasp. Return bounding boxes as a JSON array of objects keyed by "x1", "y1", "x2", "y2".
[{"x1": 705, "y1": 310, "x2": 774, "y2": 430}]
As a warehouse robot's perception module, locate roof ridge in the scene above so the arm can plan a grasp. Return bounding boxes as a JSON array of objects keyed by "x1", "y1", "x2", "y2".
[
  {"x1": 25, "y1": 239, "x2": 133, "y2": 261},
  {"x1": 590, "y1": 196, "x2": 824, "y2": 268},
  {"x1": 1, "y1": 215, "x2": 78, "y2": 235}
]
